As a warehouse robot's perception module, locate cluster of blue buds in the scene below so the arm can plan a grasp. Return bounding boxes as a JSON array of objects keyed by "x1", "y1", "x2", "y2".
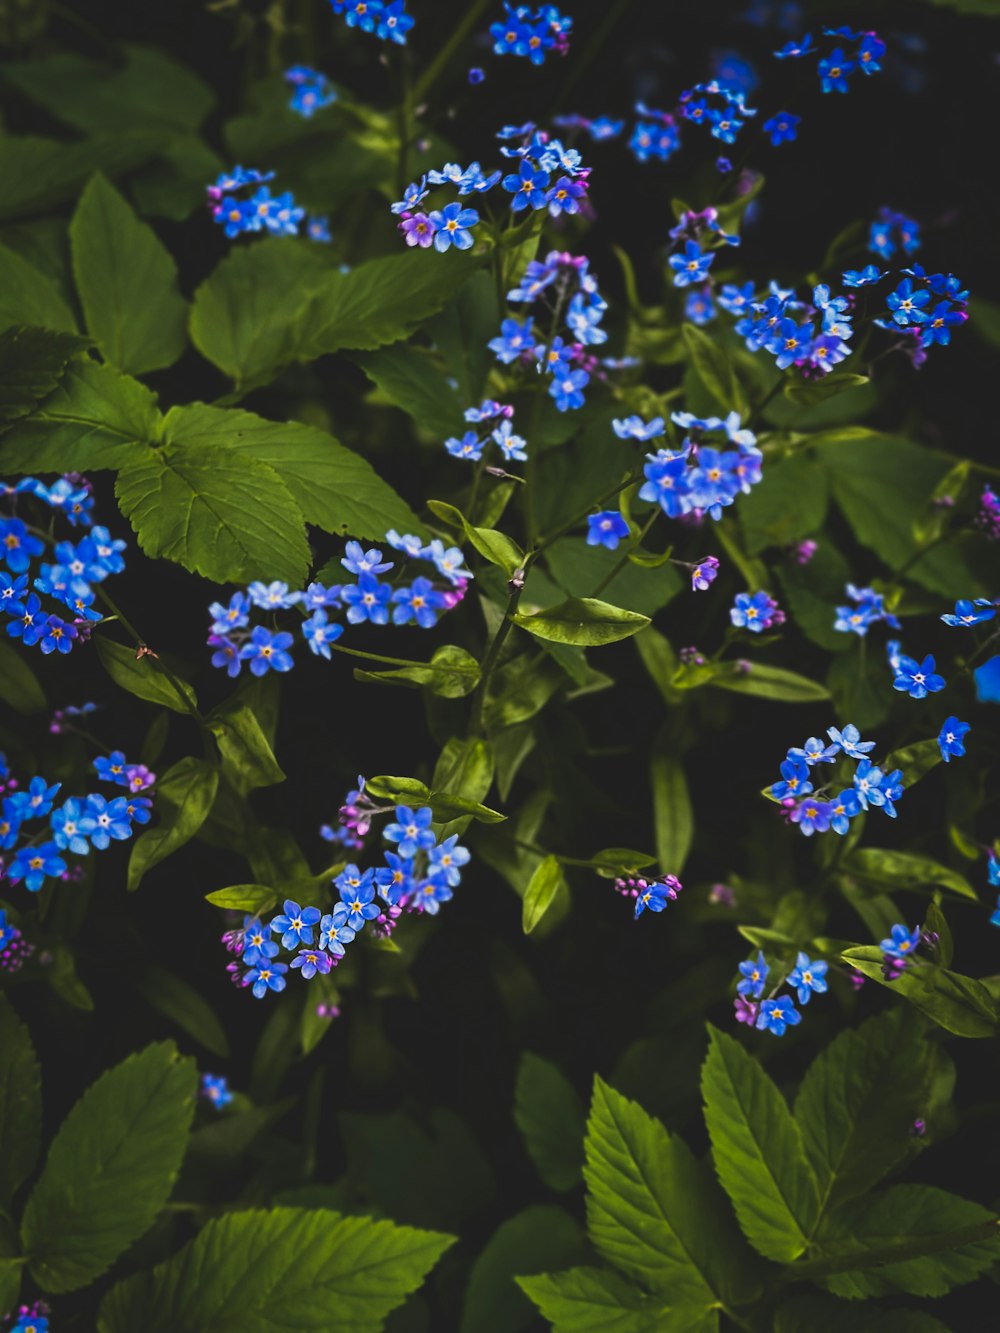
[
  {"x1": 206, "y1": 166, "x2": 304, "y2": 240},
  {"x1": 222, "y1": 803, "x2": 471, "y2": 998},
  {"x1": 734, "y1": 948, "x2": 828, "y2": 1035},
  {"x1": 207, "y1": 536, "x2": 472, "y2": 677},
  {"x1": 620, "y1": 410, "x2": 763, "y2": 522},
  {"x1": 2, "y1": 475, "x2": 125, "y2": 657},
  {"x1": 489, "y1": 3, "x2": 571, "y2": 64},
  {"x1": 445, "y1": 400, "x2": 527, "y2": 465},
  {"x1": 0, "y1": 752, "x2": 154, "y2": 895},
  {"x1": 328, "y1": 0, "x2": 414, "y2": 45},
  {"x1": 774, "y1": 26, "x2": 886, "y2": 92},
  {"x1": 284, "y1": 65, "x2": 337, "y2": 117},
  {"x1": 768, "y1": 723, "x2": 904, "y2": 837}
]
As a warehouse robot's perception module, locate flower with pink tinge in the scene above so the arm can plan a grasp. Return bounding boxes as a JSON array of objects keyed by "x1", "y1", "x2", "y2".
[
  {"x1": 734, "y1": 995, "x2": 758, "y2": 1026},
  {"x1": 794, "y1": 540, "x2": 818, "y2": 565},
  {"x1": 399, "y1": 212, "x2": 438, "y2": 248}
]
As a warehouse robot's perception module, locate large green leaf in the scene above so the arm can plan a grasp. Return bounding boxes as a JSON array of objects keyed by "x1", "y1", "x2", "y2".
[
  {"x1": 460, "y1": 1206, "x2": 586, "y2": 1333},
  {"x1": 428, "y1": 499, "x2": 524, "y2": 577},
  {"x1": 0, "y1": 241, "x2": 78, "y2": 335},
  {"x1": 514, "y1": 1053, "x2": 586, "y2": 1193},
  {"x1": 793, "y1": 1009, "x2": 931, "y2": 1209},
  {"x1": 706, "y1": 663, "x2": 830, "y2": 703},
  {"x1": 740, "y1": 454, "x2": 828, "y2": 554},
  {"x1": 585, "y1": 1076, "x2": 758, "y2": 1305},
  {"x1": 840, "y1": 947, "x2": 999, "y2": 1038},
  {"x1": 0, "y1": 356, "x2": 159, "y2": 472},
  {"x1": 162, "y1": 403, "x2": 424, "y2": 539},
  {"x1": 513, "y1": 597, "x2": 650, "y2": 647},
  {"x1": 0, "y1": 996, "x2": 42, "y2": 1209},
  {"x1": 209, "y1": 702, "x2": 286, "y2": 794},
  {"x1": 95, "y1": 637, "x2": 198, "y2": 715},
  {"x1": 844, "y1": 848, "x2": 976, "y2": 900},
  {"x1": 682, "y1": 324, "x2": 744, "y2": 414},
  {"x1": 135, "y1": 964, "x2": 230, "y2": 1060},
  {"x1": 352, "y1": 342, "x2": 466, "y2": 439},
  {"x1": 545, "y1": 539, "x2": 682, "y2": 618},
  {"x1": 427, "y1": 269, "x2": 500, "y2": 402},
  {"x1": 701, "y1": 1027, "x2": 820, "y2": 1263},
  {"x1": 0, "y1": 326, "x2": 91, "y2": 425},
  {"x1": 127, "y1": 757, "x2": 219, "y2": 890},
  {"x1": 70, "y1": 173, "x2": 187, "y2": 375},
  {"x1": 21, "y1": 1041, "x2": 196, "y2": 1293},
  {"x1": 97, "y1": 1207, "x2": 454, "y2": 1332},
  {"x1": 116, "y1": 443, "x2": 311, "y2": 584},
  {"x1": 517, "y1": 1267, "x2": 707, "y2": 1333},
  {"x1": 0, "y1": 131, "x2": 166, "y2": 224}
]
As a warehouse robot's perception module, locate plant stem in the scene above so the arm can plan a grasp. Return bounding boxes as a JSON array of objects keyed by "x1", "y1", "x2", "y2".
[{"x1": 589, "y1": 509, "x2": 659, "y2": 599}]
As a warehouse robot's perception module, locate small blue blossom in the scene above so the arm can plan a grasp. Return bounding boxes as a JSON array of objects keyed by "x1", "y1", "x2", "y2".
[
  {"x1": 302, "y1": 609, "x2": 344, "y2": 659},
  {"x1": 892, "y1": 653, "x2": 945, "y2": 699},
  {"x1": 612, "y1": 415, "x2": 665, "y2": 441},
  {"x1": 826, "y1": 724, "x2": 875, "y2": 759},
  {"x1": 85, "y1": 794, "x2": 133, "y2": 848},
  {"x1": 414, "y1": 875, "x2": 453, "y2": 915},
  {"x1": 246, "y1": 961, "x2": 288, "y2": 998},
  {"x1": 974, "y1": 655, "x2": 1000, "y2": 703},
  {"x1": 392, "y1": 578, "x2": 447, "y2": 628},
  {"x1": 51, "y1": 797, "x2": 97, "y2": 855},
  {"x1": 428, "y1": 834, "x2": 470, "y2": 887},
  {"x1": 842, "y1": 265, "x2": 886, "y2": 288},
  {"x1": 8, "y1": 840, "x2": 67, "y2": 891},
  {"x1": 209, "y1": 592, "x2": 251, "y2": 633},
  {"x1": 342, "y1": 542, "x2": 393, "y2": 576},
  {"x1": 787, "y1": 736, "x2": 838, "y2": 766},
  {"x1": 0, "y1": 518, "x2": 44, "y2": 573},
  {"x1": 669, "y1": 241, "x2": 715, "y2": 288},
  {"x1": 270, "y1": 899, "x2": 322, "y2": 948},
  {"x1": 938, "y1": 716, "x2": 969, "y2": 763},
  {"x1": 586, "y1": 511, "x2": 629, "y2": 550},
  {"x1": 828, "y1": 788, "x2": 862, "y2": 835},
  {"x1": 18, "y1": 776, "x2": 63, "y2": 816},
  {"x1": 319, "y1": 904, "x2": 356, "y2": 955},
  {"x1": 763, "y1": 111, "x2": 800, "y2": 144},
  {"x1": 789, "y1": 798, "x2": 832, "y2": 836},
  {"x1": 240, "y1": 627, "x2": 295, "y2": 675},
  {"x1": 201, "y1": 1072, "x2": 234, "y2": 1108},
  {"x1": 488, "y1": 317, "x2": 535, "y2": 363},
  {"x1": 384, "y1": 805, "x2": 436, "y2": 857},
  {"x1": 422, "y1": 540, "x2": 473, "y2": 585},
  {"x1": 737, "y1": 951, "x2": 769, "y2": 998},
  {"x1": 339, "y1": 881, "x2": 380, "y2": 929},
  {"x1": 291, "y1": 948, "x2": 333, "y2": 978},
  {"x1": 429, "y1": 202, "x2": 479, "y2": 252},
  {"x1": 787, "y1": 952, "x2": 828, "y2": 1004},
  {"x1": 492, "y1": 420, "x2": 529, "y2": 462},
  {"x1": 886, "y1": 278, "x2": 931, "y2": 327},
  {"x1": 941, "y1": 599, "x2": 995, "y2": 628},
  {"x1": 247, "y1": 581, "x2": 301, "y2": 610},
  {"x1": 375, "y1": 851, "x2": 415, "y2": 905},
  {"x1": 549, "y1": 364, "x2": 589, "y2": 412},
  {"x1": 7, "y1": 594, "x2": 49, "y2": 646},
  {"x1": 774, "y1": 35, "x2": 816, "y2": 59},
  {"x1": 685, "y1": 288, "x2": 716, "y2": 325},
  {"x1": 818, "y1": 48, "x2": 855, "y2": 93},
  {"x1": 756, "y1": 995, "x2": 802, "y2": 1036},
  {"x1": 852, "y1": 759, "x2": 886, "y2": 811},
  {"x1": 242, "y1": 918, "x2": 279, "y2": 968},
  {"x1": 770, "y1": 757, "x2": 813, "y2": 801},
  {"x1": 341, "y1": 574, "x2": 392, "y2": 625},
  {"x1": 445, "y1": 431, "x2": 484, "y2": 462},
  {"x1": 730, "y1": 590, "x2": 781, "y2": 633},
  {"x1": 880, "y1": 922, "x2": 921, "y2": 959}
]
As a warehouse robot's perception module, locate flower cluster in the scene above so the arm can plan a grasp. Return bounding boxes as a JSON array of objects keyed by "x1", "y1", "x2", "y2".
[
  {"x1": 0, "y1": 906, "x2": 34, "y2": 974},
  {"x1": 868, "y1": 206, "x2": 920, "y2": 260},
  {"x1": 988, "y1": 854, "x2": 1000, "y2": 928},
  {"x1": 734, "y1": 948, "x2": 828, "y2": 1035},
  {"x1": 223, "y1": 804, "x2": 471, "y2": 998},
  {"x1": 328, "y1": 0, "x2": 413, "y2": 45},
  {"x1": 612, "y1": 873, "x2": 683, "y2": 919},
  {"x1": 876, "y1": 266, "x2": 969, "y2": 353},
  {"x1": 552, "y1": 113, "x2": 625, "y2": 144},
  {"x1": 320, "y1": 776, "x2": 378, "y2": 853},
  {"x1": 769, "y1": 723, "x2": 904, "y2": 837},
  {"x1": 680, "y1": 79, "x2": 758, "y2": 146},
  {"x1": 624, "y1": 410, "x2": 763, "y2": 522},
  {"x1": 775, "y1": 26, "x2": 885, "y2": 92},
  {"x1": 731, "y1": 590, "x2": 784, "y2": 633},
  {"x1": 833, "y1": 583, "x2": 900, "y2": 637},
  {"x1": 284, "y1": 65, "x2": 337, "y2": 117},
  {"x1": 2, "y1": 475, "x2": 125, "y2": 657},
  {"x1": 489, "y1": 4, "x2": 571, "y2": 64},
  {"x1": 6, "y1": 1303, "x2": 50, "y2": 1333},
  {"x1": 200, "y1": 1073, "x2": 234, "y2": 1109},
  {"x1": 206, "y1": 166, "x2": 304, "y2": 240},
  {"x1": 0, "y1": 753, "x2": 153, "y2": 895},
  {"x1": 208, "y1": 537, "x2": 472, "y2": 677},
  {"x1": 730, "y1": 279, "x2": 855, "y2": 377},
  {"x1": 444, "y1": 399, "x2": 528, "y2": 464}
]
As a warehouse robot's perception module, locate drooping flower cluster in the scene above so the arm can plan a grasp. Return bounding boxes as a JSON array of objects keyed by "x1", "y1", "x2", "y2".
[
  {"x1": 774, "y1": 26, "x2": 886, "y2": 92},
  {"x1": 223, "y1": 804, "x2": 471, "y2": 998},
  {"x1": 284, "y1": 65, "x2": 338, "y2": 117},
  {"x1": 328, "y1": 0, "x2": 414, "y2": 45},
  {"x1": 768, "y1": 723, "x2": 904, "y2": 837},
  {"x1": 734, "y1": 948, "x2": 828, "y2": 1035},
  {"x1": 206, "y1": 166, "x2": 304, "y2": 240},
  {"x1": 622, "y1": 410, "x2": 763, "y2": 522},
  {"x1": 488, "y1": 3, "x2": 572, "y2": 64},
  {"x1": 2, "y1": 476, "x2": 125, "y2": 657},
  {"x1": 612, "y1": 873, "x2": 683, "y2": 920},
  {"x1": 445, "y1": 400, "x2": 527, "y2": 464},
  {"x1": 207, "y1": 537, "x2": 472, "y2": 677},
  {"x1": 0, "y1": 752, "x2": 153, "y2": 895}
]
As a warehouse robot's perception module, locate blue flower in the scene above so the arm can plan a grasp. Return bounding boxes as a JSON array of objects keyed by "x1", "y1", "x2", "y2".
[
  {"x1": 938, "y1": 716, "x2": 969, "y2": 763},
  {"x1": 941, "y1": 600, "x2": 995, "y2": 631},
  {"x1": 730, "y1": 591, "x2": 780, "y2": 633},
  {"x1": 633, "y1": 880, "x2": 672, "y2": 917},
  {"x1": 94, "y1": 751, "x2": 130, "y2": 785},
  {"x1": 763, "y1": 111, "x2": 800, "y2": 145},
  {"x1": 415, "y1": 876, "x2": 453, "y2": 914},
  {"x1": 489, "y1": 317, "x2": 535, "y2": 364},
  {"x1": 240, "y1": 626, "x2": 295, "y2": 675},
  {"x1": 612, "y1": 415, "x2": 665, "y2": 441},
  {"x1": 842, "y1": 265, "x2": 886, "y2": 288},
  {"x1": 770, "y1": 757, "x2": 813, "y2": 801},
  {"x1": 546, "y1": 176, "x2": 587, "y2": 216},
  {"x1": 422, "y1": 540, "x2": 473, "y2": 585},
  {"x1": 341, "y1": 574, "x2": 392, "y2": 625},
  {"x1": 39, "y1": 616, "x2": 77, "y2": 655},
  {"x1": 201, "y1": 1072, "x2": 234, "y2": 1108},
  {"x1": 376, "y1": 0, "x2": 413, "y2": 43},
  {"x1": 209, "y1": 592, "x2": 251, "y2": 633},
  {"x1": 787, "y1": 952, "x2": 828, "y2": 1004},
  {"x1": 338, "y1": 880, "x2": 380, "y2": 929},
  {"x1": 85, "y1": 794, "x2": 133, "y2": 848},
  {"x1": 639, "y1": 453, "x2": 691, "y2": 517},
  {"x1": 18, "y1": 776, "x2": 62, "y2": 816},
  {"x1": 0, "y1": 571, "x2": 29, "y2": 615},
  {"x1": 319, "y1": 906, "x2": 356, "y2": 955},
  {"x1": 879, "y1": 768, "x2": 904, "y2": 818},
  {"x1": 880, "y1": 922, "x2": 920, "y2": 959},
  {"x1": 852, "y1": 759, "x2": 886, "y2": 811},
  {"x1": 291, "y1": 947, "x2": 333, "y2": 978},
  {"x1": 826, "y1": 724, "x2": 875, "y2": 759},
  {"x1": 858, "y1": 32, "x2": 886, "y2": 74},
  {"x1": 828, "y1": 788, "x2": 861, "y2": 835},
  {"x1": 755, "y1": 995, "x2": 802, "y2": 1036},
  {"x1": 8, "y1": 840, "x2": 66, "y2": 891},
  {"x1": 384, "y1": 805, "x2": 436, "y2": 857},
  {"x1": 787, "y1": 736, "x2": 838, "y2": 766},
  {"x1": 51, "y1": 798, "x2": 97, "y2": 855},
  {"x1": 210, "y1": 635, "x2": 242, "y2": 677},
  {"x1": 974, "y1": 654, "x2": 1000, "y2": 703},
  {"x1": 766, "y1": 317, "x2": 815, "y2": 369},
  {"x1": 789, "y1": 799, "x2": 832, "y2": 836},
  {"x1": 429, "y1": 202, "x2": 479, "y2": 252},
  {"x1": 6, "y1": 593, "x2": 48, "y2": 646},
  {"x1": 242, "y1": 918, "x2": 279, "y2": 967},
  {"x1": 774, "y1": 34, "x2": 815, "y2": 58},
  {"x1": 886, "y1": 278, "x2": 931, "y2": 327},
  {"x1": 818, "y1": 48, "x2": 855, "y2": 93},
  {"x1": 492, "y1": 420, "x2": 528, "y2": 462},
  {"x1": 892, "y1": 653, "x2": 945, "y2": 699},
  {"x1": 737, "y1": 950, "x2": 769, "y2": 997},
  {"x1": 392, "y1": 577, "x2": 447, "y2": 628},
  {"x1": 341, "y1": 542, "x2": 393, "y2": 576},
  {"x1": 375, "y1": 851, "x2": 415, "y2": 905},
  {"x1": 669, "y1": 241, "x2": 714, "y2": 288},
  {"x1": 0, "y1": 518, "x2": 44, "y2": 573},
  {"x1": 549, "y1": 364, "x2": 589, "y2": 412},
  {"x1": 246, "y1": 961, "x2": 288, "y2": 998},
  {"x1": 685, "y1": 288, "x2": 716, "y2": 325},
  {"x1": 921, "y1": 302, "x2": 966, "y2": 348},
  {"x1": 445, "y1": 431, "x2": 484, "y2": 461},
  {"x1": 0, "y1": 799, "x2": 23, "y2": 850},
  {"x1": 307, "y1": 215, "x2": 332, "y2": 243},
  {"x1": 428, "y1": 835, "x2": 470, "y2": 887},
  {"x1": 271, "y1": 899, "x2": 322, "y2": 948},
  {"x1": 718, "y1": 281, "x2": 755, "y2": 315},
  {"x1": 586, "y1": 511, "x2": 629, "y2": 550},
  {"x1": 302, "y1": 609, "x2": 344, "y2": 659}
]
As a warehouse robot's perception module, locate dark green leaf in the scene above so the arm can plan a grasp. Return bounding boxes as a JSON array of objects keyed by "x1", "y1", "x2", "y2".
[
  {"x1": 21, "y1": 1041, "x2": 196, "y2": 1293},
  {"x1": 0, "y1": 326, "x2": 91, "y2": 424},
  {"x1": 522, "y1": 855, "x2": 570, "y2": 934},
  {"x1": 881, "y1": 737, "x2": 943, "y2": 789},
  {"x1": 635, "y1": 626, "x2": 682, "y2": 704},
  {"x1": 586, "y1": 847, "x2": 658, "y2": 877},
  {"x1": 95, "y1": 637, "x2": 197, "y2": 714},
  {"x1": 701, "y1": 1026, "x2": 820, "y2": 1262},
  {"x1": 135, "y1": 964, "x2": 230, "y2": 1060},
  {"x1": 365, "y1": 775, "x2": 431, "y2": 804},
  {"x1": 0, "y1": 131, "x2": 167, "y2": 224},
  {"x1": 840, "y1": 947, "x2": 999, "y2": 1038},
  {"x1": 127, "y1": 757, "x2": 219, "y2": 890},
  {"x1": 739, "y1": 455, "x2": 828, "y2": 554},
  {"x1": 513, "y1": 597, "x2": 649, "y2": 647},
  {"x1": 516, "y1": 1266, "x2": 675, "y2": 1333},
  {"x1": 209, "y1": 703, "x2": 286, "y2": 794},
  {"x1": 427, "y1": 269, "x2": 499, "y2": 402},
  {"x1": 354, "y1": 644, "x2": 481, "y2": 698},
  {"x1": 460, "y1": 1206, "x2": 586, "y2": 1333},
  {"x1": 845, "y1": 848, "x2": 976, "y2": 900},
  {"x1": 651, "y1": 751, "x2": 693, "y2": 876},
  {"x1": 545, "y1": 539, "x2": 682, "y2": 619},
  {"x1": 427, "y1": 791, "x2": 505, "y2": 824},
  {"x1": 682, "y1": 324, "x2": 744, "y2": 414},
  {"x1": 0, "y1": 639, "x2": 47, "y2": 713},
  {"x1": 0, "y1": 996, "x2": 41, "y2": 1209},
  {"x1": 514, "y1": 1053, "x2": 586, "y2": 1192},
  {"x1": 69, "y1": 173, "x2": 187, "y2": 375},
  {"x1": 0, "y1": 241, "x2": 78, "y2": 334},
  {"x1": 352, "y1": 343, "x2": 466, "y2": 439},
  {"x1": 784, "y1": 373, "x2": 869, "y2": 406}
]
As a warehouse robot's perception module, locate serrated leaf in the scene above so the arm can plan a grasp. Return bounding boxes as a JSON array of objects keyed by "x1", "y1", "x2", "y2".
[
  {"x1": 461, "y1": 1206, "x2": 586, "y2": 1333},
  {"x1": 95, "y1": 637, "x2": 197, "y2": 714},
  {"x1": 21, "y1": 1041, "x2": 196, "y2": 1293},
  {"x1": 208, "y1": 702, "x2": 285, "y2": 794},
  {"x1": 116, "y1": 443, "x2": 310, "y2": 585},
  {"x1": 352, "y1": 342, "x2": 466, "y2": 439},
  {"x1": 0, "y1": 996, "x2": 42, "y2": 1209},
  {"x1": 522, "y1": 855, "x2": 569, "y2": 934},
  {"x1": 0, "y1": 241, "x2": 78, "y2": 335},
  {"x1": 840, "y1": 948, "x2": 999, "y2": 1038},
  {"x1": 135, "y1": 964, "x2": 229, "y2": 1060},
  {"x1": 585, "y1": 1076, "x2": 759, "y2": 1304},
  {"x1": 428, "y1": 499, "x2": 524, "y2": 576},
  {"x1": 651, "y1": 751, "x2": 693, "y2": 876},
  {"x1": 516, "y1": 1267, "x2": 674, "y2": 1333},
  {"x1": 127, "y1": 757, "x2": 219, "y2": 889},
  {"x1": 96, "y1": 1207, "x2": 455, "y2": 1332},
  {"x1": 513, "y1": 597, "x2": 650, "y2": 647},
  {"x1": 514, "y1": 1053, "x2": 586, "y2": 1192},
  {"x1": 701, "y1": 1027, "x2": 820, "y2": 1262},
  {"x1": 70, "y1": 173, "x2": 187, "y2": 374},
  {"x1": 204, "y1": 884, "x2": 278, "y2": 914},
  {"x1": 0, "y1": 130, "x2": 167, "y2": 224},
  {"x1": 845, "y1": 848, "x2": 977, "y2": 901},
  {"x1": 0, "y1": 326, "x2": 91, "y2": 424}
]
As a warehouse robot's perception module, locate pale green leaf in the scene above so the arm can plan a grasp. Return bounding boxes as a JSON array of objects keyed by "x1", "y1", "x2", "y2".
[
  {"x1": 513, "y1": 597, "x2": 649, "y2": 647},
  {"x1": 522, "y1": 855, "x2": 569, "y2": 935}
]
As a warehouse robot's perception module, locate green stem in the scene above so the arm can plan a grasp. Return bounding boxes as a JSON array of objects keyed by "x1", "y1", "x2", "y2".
[
  {"x1": 330, "y1": 641, "x2": 464, "y2": 671},
  {"x1": 589, "y1": 509, "x2": 659, "y2": 599},
  {"x1": 783, "y1": 1218, "x2": 1000, "y2": 1283},
  {"x1": 411, "y1": 0, "x2": 493, "y2": 105}
]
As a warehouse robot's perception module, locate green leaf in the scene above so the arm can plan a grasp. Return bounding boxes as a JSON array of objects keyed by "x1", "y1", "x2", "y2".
[
  {"x1": 426, "y1": 268, "x2": 499, "y2": 402},
  {"x1": 739, "y1": 454, "x2": 828, "y2": 554},
  {"x1": 586, "y1": 847, "x2": 658, "y2": 878},
  {"x1": 775, "y1": 1291, "x2": 952, "y2": 1332},
  {"x1": 95, "y1": 637, "x2": 197, "y2": 714},
  {"x1": 208, "y1": 702, "x2": 286, "y2": 794},
  {"x1": 0, "y1": 639, "x2": 46, "y2": 713},
  {"x1": 21, "y1": 1041, "x2": 196, "y2": 1293},
  {"x1": 513, "y1": 597, "x2": 649, "y2": 647},
  {"x1": 514, "y1": 1053, "x2": 586, "y2": 1193},
  {"x1": 127, "y1": 757, "x2": 219, "y2": 890},
  {"x1": 701, "y1": 1026, "x2": 820, "y2": 1262},
  {"x1": 844, "y1": 848, "x2": 977, "y2": 900},
  {"x1": 517, "y1": 1266, "x2": 676, "y2": 1333},
  {"x1": 0, "y1": 355, "x2": 159, "y2": 473},
  {"x1": 0, "y1": 241, "x2": 78, "y2": 335},
  {"x1": 522, "y1": 855, "x2": 570, "y2": 935},
  {"x1": 365, "y1": 775, "x2": 431, "y2": 804},
  {"x1": 69, "y1": 173, "x2": 187, "y2": 375},
  {"x1": 427, "y1": 791, "x2": 505, "y2": 824},
  {"x1": 682, "y1": 324, "x2": 744, "y2": 414},
  {"x1": 0, "y1": 131, "x2": 166, "y2": 224},
  {"x1": 116, "y1": 443, "x2": 311, "y2": 585},
  {"x1": 651, "y1": 751, "x2": 693, "y2": 876},
  {"x1": 354, "y1": 644, "x2": 481, "y2": 697},
  {"x1": 784, "y1": 372, "x2": 869, "y2": 406},
  {"x1": 585, "y1": 1075, "x2": 759, "y2": 1304},
  {"x1": 97, "y1": 1207, "x2": 455, "y2": 1333},
  {"x1": 635, "y1": 626, "x2": 682, "y2": 705},
  {"x1": 881, "y1": 737, "x2": 943, "y2": 789},
  {"x1": 204, "y1": 884, "x2": 278, "y2": 914},
  {"x1": 352, "y1": 342, "x2": 466, "y2": 439},
  {"x1": 460, "y1": 1206, "x2": 586, "y2": 1333},
  {"x1": 161, "y1": 402, "x2": 424, "y2": 540},
  {"x1": 428, "y1": 499, "x2": 525, "y2": 577},
  {"x1": 793, "y1": 1008, "x2": 933, "y2": 1209},
  {"x1": 0, "y1": 996, "x2": 41, "y2": 1209},
  {"x1": 840, "y1": 948, "x2": 999, "y2": 1038},
  {"x1": 432, "y1": 736, "x2": 494, "y2": 805},
  {"x1": 812, "y1": 1185, "x2": 1000, "y2": 1298},
  {"x1": 708, "y1": 662, "x2": 831, "y2": 702},
  {"x1": 0, "y1": 326, "x2": 91, "y2": 424},
  {"x1": 545, "y1": 539, "x2": 682, "y2": 619},
  {"x1": 135, "y1": 964, "x2": 230, "y2": 1060}
]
